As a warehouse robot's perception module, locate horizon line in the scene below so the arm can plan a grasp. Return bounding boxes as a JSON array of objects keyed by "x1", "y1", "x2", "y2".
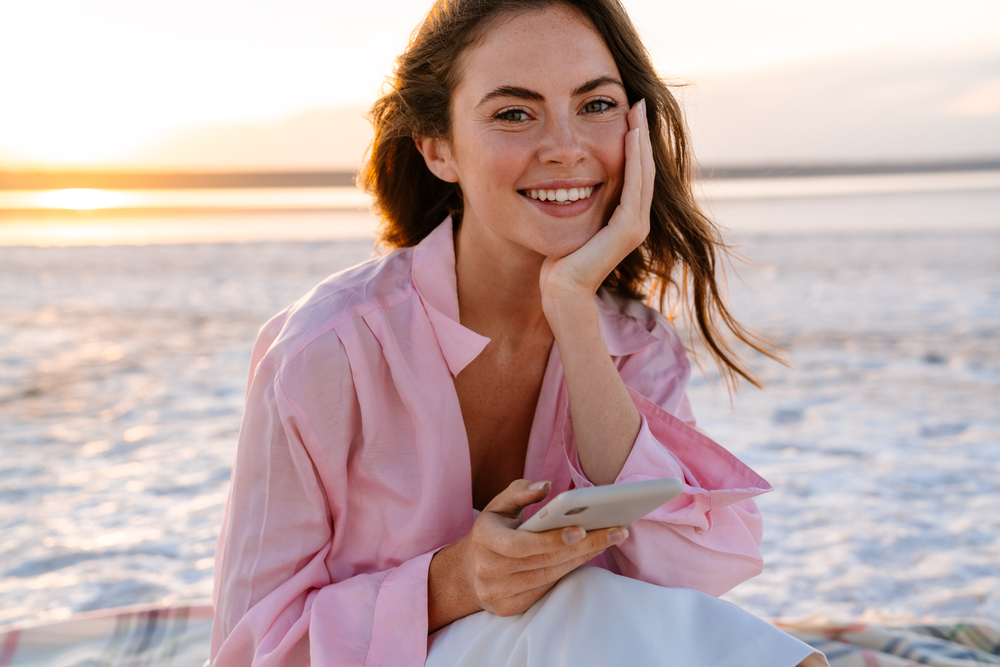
[{"x1": 2, "y1": 158, "x2": 999, "y2": 189}]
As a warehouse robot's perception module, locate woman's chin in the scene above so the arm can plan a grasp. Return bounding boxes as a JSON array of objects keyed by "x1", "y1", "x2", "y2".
[{"x1": 533, "y1": 226, "x2": 602, "y2": 260}]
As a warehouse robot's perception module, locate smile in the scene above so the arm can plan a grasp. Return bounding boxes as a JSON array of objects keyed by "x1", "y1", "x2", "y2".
[{"x1": 522, "y1": 185, "x2": 596, "y2": 205}]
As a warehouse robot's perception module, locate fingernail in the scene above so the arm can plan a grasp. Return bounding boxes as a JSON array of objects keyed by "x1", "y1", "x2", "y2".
[
  {"x1": 608, "y1": 528, "x2": 628, "y2": 545},
  {"x1": 563, "y1": 527, "x2": 585, "y2": 545},
  {"x1": 639, "y1": 98, "x2": 647, "y2": 116},
  {"x1": 528, "y1": 481, "x2": 549, "y2": 492}
]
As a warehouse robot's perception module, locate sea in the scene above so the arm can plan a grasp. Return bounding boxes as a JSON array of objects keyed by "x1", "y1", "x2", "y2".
[{"x1": 1, "y1": 170, "x2": 998, "y2": 629}]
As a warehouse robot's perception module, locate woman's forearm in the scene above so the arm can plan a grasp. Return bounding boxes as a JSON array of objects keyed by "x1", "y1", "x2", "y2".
[
  {"x1": 427, "y1": 540, "x2": 480, "y2": 633},
  {"x1": 545, "y1": 293, "x2": 641, "y2": 485}
]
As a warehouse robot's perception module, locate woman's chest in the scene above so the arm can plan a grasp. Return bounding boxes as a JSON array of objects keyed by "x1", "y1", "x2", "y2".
[
  {"x1": 320, "y1": 317, "x2": 572, "y2": 572},
  {"x1": 456, "y1": 364, "x2": 542, "y2": 510},
  {"x1": 453, "y1": 338, "x2": 553, "y2": 510}
]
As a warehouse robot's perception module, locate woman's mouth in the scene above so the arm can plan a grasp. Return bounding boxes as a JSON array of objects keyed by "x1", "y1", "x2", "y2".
[{"x1": 521, "y1": 185, "x2": 597, "y2": 205}]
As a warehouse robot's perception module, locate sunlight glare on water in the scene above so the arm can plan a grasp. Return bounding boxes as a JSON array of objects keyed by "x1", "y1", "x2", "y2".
[
  {"x1": 0, "y1": 187, "x2": 370, "y2": 211},
  {"x1": 34, "y1": 188, "x2": 132, "y2": 210},
  {"x1": 0, "y1": 174, "x2": 997, "y2": 246}
]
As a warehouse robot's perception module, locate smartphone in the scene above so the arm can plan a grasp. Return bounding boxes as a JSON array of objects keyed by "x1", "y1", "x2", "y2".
[{"x1": 517, "y1": 478, "x2": 683, "y2": 533}]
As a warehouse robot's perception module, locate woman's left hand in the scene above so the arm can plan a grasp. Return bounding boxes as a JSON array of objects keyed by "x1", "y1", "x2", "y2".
[
  {"x1": 536, "y1": 99, "x2": 652, "y2": 484},
  {"x1": 539, "y1": 98, "x2": 654, "y2": 316}
]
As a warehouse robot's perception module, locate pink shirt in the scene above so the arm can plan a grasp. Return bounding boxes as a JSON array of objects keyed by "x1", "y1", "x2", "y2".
[{"x1": 210, "y1": 218, "x2": 772, "y2": 667}]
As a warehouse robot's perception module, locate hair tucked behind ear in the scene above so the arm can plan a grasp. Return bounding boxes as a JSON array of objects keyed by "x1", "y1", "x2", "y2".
[
  {"x1": 362, "y1": 0, "x2": 783, "y2": 390},
  {"x1": 362, "y1": 0, "x2": 475, "y2": 247}
]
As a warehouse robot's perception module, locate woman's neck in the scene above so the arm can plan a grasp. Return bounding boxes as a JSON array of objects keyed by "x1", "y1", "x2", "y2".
[{"x1": 453, "y1": 218, "x2": 552, "y2": 342}]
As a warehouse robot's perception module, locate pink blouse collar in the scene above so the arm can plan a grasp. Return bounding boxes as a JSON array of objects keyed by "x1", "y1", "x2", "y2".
[{"x1": 411, "y1": 217, "x2": 660, "y2": 377}]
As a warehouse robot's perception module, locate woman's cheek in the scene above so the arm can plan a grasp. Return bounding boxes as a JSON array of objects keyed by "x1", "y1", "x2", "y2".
[
  {"x1": 479, "y1": 133, "x2": 533, "y2": 184},
  {"x1": 588, "y1": 121, "x2": 627, "y2": 175}
]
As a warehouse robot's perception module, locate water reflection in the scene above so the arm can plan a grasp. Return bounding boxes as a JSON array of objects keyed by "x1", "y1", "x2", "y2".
[
  {"x1": 35, "y1": 189, "x2": 132, "y2": 210},
  {"x1": 0, "y1": 172, "x2": 998, "y2": 245},
  {"x1": 0, "y1": 187, "x2": 370, "y2": 211}
]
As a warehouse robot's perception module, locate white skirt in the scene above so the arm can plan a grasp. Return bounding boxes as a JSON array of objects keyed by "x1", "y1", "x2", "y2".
[{"x1": 426, "y1": 567, "x2": 827, "y2": 667}]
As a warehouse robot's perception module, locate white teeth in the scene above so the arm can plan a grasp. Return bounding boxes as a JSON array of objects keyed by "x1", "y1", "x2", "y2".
[{"x1": 526, "y1": 186, "x2": 595, "y2": 203}]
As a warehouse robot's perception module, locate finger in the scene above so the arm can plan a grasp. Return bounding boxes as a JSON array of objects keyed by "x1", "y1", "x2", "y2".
[
  {"x1": 637, "y1": 99, "x2": 655, "y2": 219},
  {"x1": 483, "y1": 479, "x2": 551, "y2": 519},
  {"x1": 480, "y1": 528, "x2": 627, "y2": 615},
  {"x1": 623, "y1": 99, "x2": 652, "y2": 223},
  {"x1": 511, "y1": 525, "x2": 629, "y2": 570},
  {"x1": 570, "y1": 126, "x2": 641, "y2": 278},
  {"x1": 514, "y1": 540, "x2": 619, "y2": 591},
  {"x1": 614, "y1": 114, "x2": 643, "y2": 225},
  {"x1": 478, "y1": 516, "x2": 589, "y2": 560},
  {"x1": 602, "y1": 100, "x2": 651, "y2": 257}
]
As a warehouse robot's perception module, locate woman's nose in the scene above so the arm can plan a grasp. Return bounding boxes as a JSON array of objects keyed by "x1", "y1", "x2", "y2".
[{"x1": 536, "y1": 116, "x2": 588, "y2": 166}]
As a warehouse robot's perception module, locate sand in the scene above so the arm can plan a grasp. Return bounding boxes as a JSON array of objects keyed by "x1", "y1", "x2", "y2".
[{"x1": 1, "y1": 225, "x2": 997, "y2": 628}]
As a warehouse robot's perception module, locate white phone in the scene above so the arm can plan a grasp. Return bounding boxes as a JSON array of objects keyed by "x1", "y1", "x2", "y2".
[{"x1": 517, "y1": 478, "x2": 683, "y2": 533}]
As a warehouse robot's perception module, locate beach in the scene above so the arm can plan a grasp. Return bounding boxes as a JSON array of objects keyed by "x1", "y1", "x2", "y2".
[{"x1": 1, "y1": 188, "x2": 999, "y2": 630}]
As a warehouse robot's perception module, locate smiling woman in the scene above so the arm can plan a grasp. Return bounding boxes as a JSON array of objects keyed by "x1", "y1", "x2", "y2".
[
  {"x1": 208, "y1": 1, "x2": 825, "y2": 666},
  {"x1": 367, "y1": 0, "x2": 781, "y2": 391},
  {"x1": 414, "y1": 11, "x2": 630, "y2": 262}
]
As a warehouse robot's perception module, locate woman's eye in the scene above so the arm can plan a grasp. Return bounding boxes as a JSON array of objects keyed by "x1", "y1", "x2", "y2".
[
  {"x1": 495, "y1": 108, "x2": 529, "y2": 123},
  {"x1": 584, "y1": 100, "x2": 615, "y2": 114}
]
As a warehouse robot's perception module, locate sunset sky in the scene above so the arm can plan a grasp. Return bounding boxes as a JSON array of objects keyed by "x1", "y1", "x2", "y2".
[{"x1": 1, "y1": 0, "x2": 998, "y2": 170}]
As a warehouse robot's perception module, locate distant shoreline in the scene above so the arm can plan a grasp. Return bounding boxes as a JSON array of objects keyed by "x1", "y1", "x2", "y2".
[
  {"x1": 2, "y1": 158, "x2": 999, "y2": 189},
  {"x1": 701, "y1": 158, "x2": 1000, "y2": 179}
]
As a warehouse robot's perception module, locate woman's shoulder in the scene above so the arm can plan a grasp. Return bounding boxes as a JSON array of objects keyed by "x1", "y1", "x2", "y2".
[
  {"x1": 596, "y1": 289, "x2": 688, "y2": 363},
  {"x1": 253, "y1": 246, "x2": 419, "y2": 370},
  {"x1": 596, "y1": 290, "x2": 694, "y2": 419}
]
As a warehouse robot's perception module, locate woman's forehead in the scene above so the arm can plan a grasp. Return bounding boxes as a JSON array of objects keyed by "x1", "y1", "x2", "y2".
[{"x1": 453, "y1": 5, "x2": 621, "y2": 102}]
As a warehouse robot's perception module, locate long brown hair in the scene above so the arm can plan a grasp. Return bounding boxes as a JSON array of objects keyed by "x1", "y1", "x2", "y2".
[{"x1": 362, "y1": 0, "x2": 782, "y2": 389}]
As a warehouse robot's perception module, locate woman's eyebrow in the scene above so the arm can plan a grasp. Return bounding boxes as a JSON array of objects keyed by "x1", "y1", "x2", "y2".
[
  {"x1": 476, "y1": 86, "x2": 544, "y2": 108},
  {"x1": 476, "y1": 76, "x2": 625, "y2": 108},
  {"x1": 573, "y1": 75, "x2": 625, "y2": 96}
]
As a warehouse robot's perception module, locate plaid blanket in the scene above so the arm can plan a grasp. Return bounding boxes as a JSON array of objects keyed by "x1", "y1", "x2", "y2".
[
  {"x1": 1, "y1": 603, "x2": 997, "y2": 666},
  {"x1": 779, "y1": 618, "x2": 1000, "y2": 666},
  {"x1": 0, "y1": 602, "x2": 213, "y2": 667}
]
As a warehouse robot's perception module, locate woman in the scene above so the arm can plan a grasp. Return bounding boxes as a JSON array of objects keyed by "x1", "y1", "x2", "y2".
[{"x1": 210, "y1": 0, "x2": 827, "y2": 665}]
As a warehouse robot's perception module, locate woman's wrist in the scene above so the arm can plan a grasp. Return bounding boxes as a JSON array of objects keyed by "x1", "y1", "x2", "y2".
[
  {"x1": 541, "y1": 288, "x2": 600, "y2": 342},
  {"x1": 427, "y1": 538, "x2": 481, "y2": 633}
]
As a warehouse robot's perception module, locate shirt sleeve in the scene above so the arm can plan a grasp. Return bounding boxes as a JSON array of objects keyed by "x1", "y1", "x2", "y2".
[
  {"x1": 562, "y1": 317, "x2": 773, "y2": 598},
  {"x1": 209, "y1": 327, "x2": 435, "y2": 667}
]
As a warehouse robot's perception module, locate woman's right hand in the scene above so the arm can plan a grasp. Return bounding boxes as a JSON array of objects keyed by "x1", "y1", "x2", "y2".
[{"x1": 427, "y1": 479, "x2": 629, "y2": 631}]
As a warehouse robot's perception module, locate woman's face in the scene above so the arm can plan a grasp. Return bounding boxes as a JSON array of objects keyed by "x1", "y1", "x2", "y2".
[{"x1": 429, "y1": 4, "x2": 630, "y2": 261}]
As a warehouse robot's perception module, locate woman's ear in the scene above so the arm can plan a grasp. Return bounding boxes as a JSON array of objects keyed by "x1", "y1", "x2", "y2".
[{"x1": 414, "y1": 136, "x2": 459, "y2": 183}]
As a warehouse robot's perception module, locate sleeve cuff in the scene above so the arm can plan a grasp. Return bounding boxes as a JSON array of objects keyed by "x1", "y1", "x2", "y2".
[
  {"x1": 563, "y1": 387, "x2": 773, "y2": 533},
  {"x1": 363, "y1": 549, "x2": 439, "y2": 667}
]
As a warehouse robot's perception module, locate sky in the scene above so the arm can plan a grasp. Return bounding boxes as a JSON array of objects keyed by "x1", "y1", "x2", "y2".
[{"x1": 0, "y1": 0, "x2": 998, "y2": 170}]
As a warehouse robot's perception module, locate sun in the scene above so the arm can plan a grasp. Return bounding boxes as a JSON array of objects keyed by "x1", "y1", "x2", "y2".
[{"x1": 33, "y1": 189, "x2": 131, "y2": 211}]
